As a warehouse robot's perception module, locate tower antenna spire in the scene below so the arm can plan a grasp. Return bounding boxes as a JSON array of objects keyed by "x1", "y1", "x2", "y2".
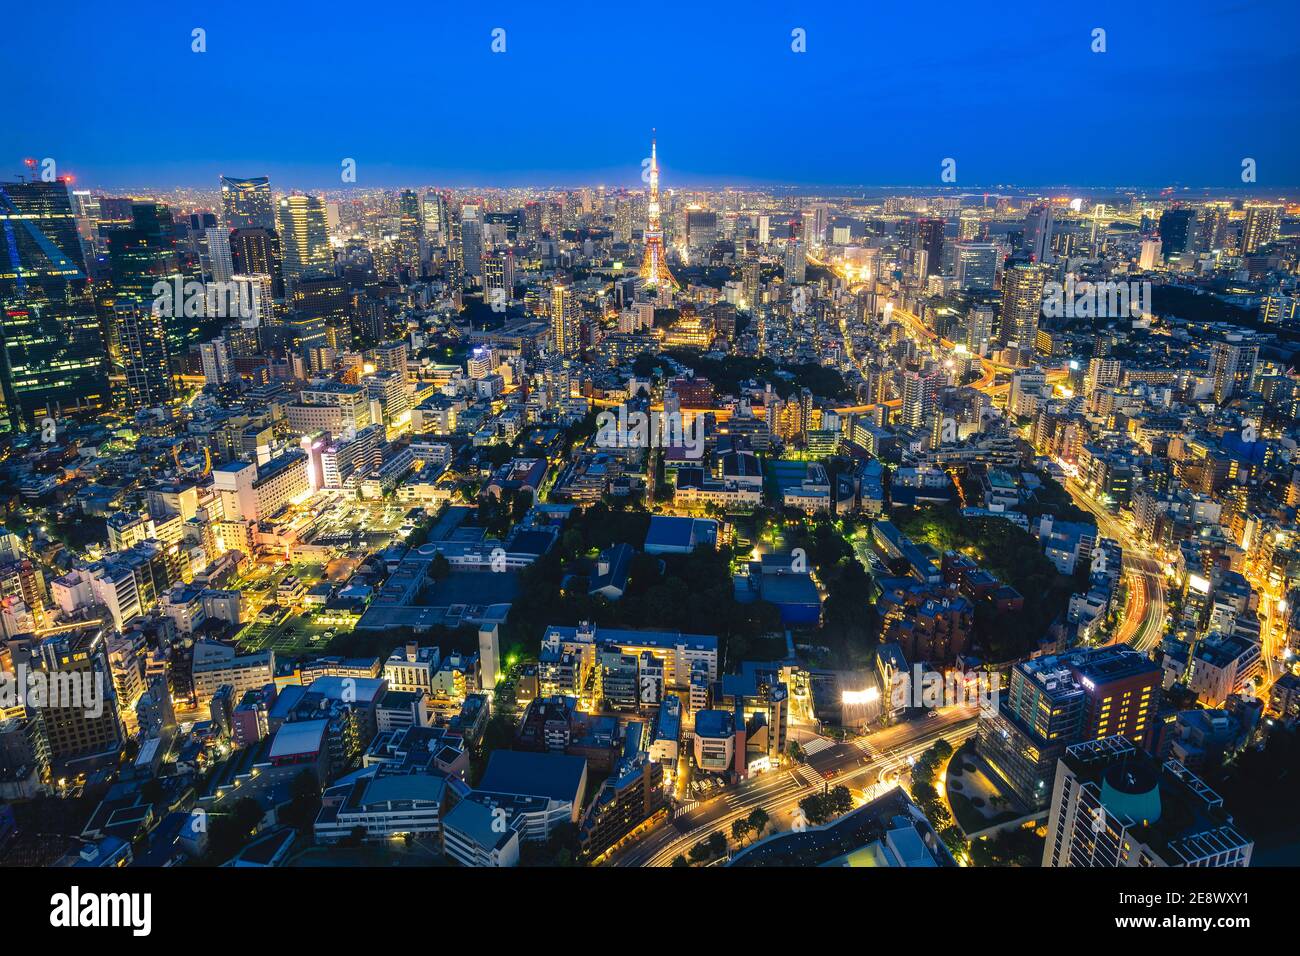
[{"x1": 639, "y1": 130, "x2": 677, "y2": 291}]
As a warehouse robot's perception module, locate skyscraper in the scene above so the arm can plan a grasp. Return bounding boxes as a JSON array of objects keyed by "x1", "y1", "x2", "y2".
[
  {"x1": 964, "y1": 306, "x2": 995, "y2": 356},
  {"x1": 277, "y1": 195, "x2": 332, "y2": 278},
  {"x1": 110, "y1": 300, "x2": 173, "y2": 409},
  {"x1": 784, "y1": 240, "x2": 806, "y2": 284},
  {"x1": 954, "y1": 241, "x2": 999, "y2": 290},
  {"x1": 102, "y1": 202, "x2": 192, "y2": 361},
  {"x1": 551, "y1": 278, "x2": 580, "y2": 357},
  {"x1": 220, "y1": 176, "x2": 275, "y2": 231},
  {"x1": 423, "y1": 189, "x2": 448, "y2": 239},
  {"x1": 686, "y1": 209, "x2": 718, "y2": 264},
  {"x1": 206, "y1": 226, "x2": 234, "y2": 282},
  {"x1": 230, "y1": 227, "x2": 284, "y2": 298},
  {"x1": 1158, "y1": 207, "x2": 1197, "y2": 256},
  {"x1": 914, "y1": 217, "x2": 944, "y2": 277},
  {"x1": 901, "y1": 369, "x2": 939, "y2": 428},
  {"x1": 482, "y1": 250, "x2": 515, "y2": 307},
  {"x1": 0, "y1": 180, "x2": 110, "y2": 430},
  {"x1": 1241, "y1": 203, "x2": 1281, "y2": 255},
  {"x1": 461, "y1": 205, "x2": 483, "y2": 278},
  {"x1": 999, "y1": 257, "x2": 1047, "y2": 354},
  {"x1": 1023, "y1": 203, "x2": 1055, "y2": 263}
]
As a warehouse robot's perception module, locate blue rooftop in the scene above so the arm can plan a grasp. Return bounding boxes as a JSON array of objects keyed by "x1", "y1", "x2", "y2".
[{"x1": 478, "y1": 750, "x2": 587, "y2": 804}]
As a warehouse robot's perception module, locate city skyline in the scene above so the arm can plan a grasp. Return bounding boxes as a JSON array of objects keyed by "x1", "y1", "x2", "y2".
[{"x1": 2, "y1": 0, "x2": 1297, "y2": 920}]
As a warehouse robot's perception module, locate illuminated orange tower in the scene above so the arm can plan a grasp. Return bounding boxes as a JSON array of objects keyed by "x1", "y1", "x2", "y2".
[{"x1": 639, "y1": 131, "x2": 678, "y2": 290}]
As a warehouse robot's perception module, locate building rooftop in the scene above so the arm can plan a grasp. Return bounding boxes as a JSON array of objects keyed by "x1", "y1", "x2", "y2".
[{"x1": 477, "y1": 750, "x2": 587, "y2": 804}]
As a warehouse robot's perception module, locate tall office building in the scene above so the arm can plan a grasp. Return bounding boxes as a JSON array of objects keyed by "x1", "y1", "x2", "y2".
[
  {"x1": 0, "y1": 181, "x2": 87, "y2": 297},
  {"x1": 461, "y1": 205, "x2": 483, "y2": 277},
  {"x1": 954, "y1": 241, "x2": 999, "y2": 289},
  {"x1": 0, "y1": 180, "x2": 110, "y2": 430},
  {"x1": 396, "y1": 189, "x2": 422, "y2": 277},
  {"x1": 1209, "y1": 341, "x2": 1258, "y2": 404},
  {"x1": 1240, "y1": 203, "x2": 1281, "y2": 255},
  {"x1": 999, "y1": 258, "x2": 1047, "y2": 354},
  {"x1": 686, "y1": 209, "x2": 718, "y2": 262},
  {"x1": 1157, "y1": 207, "x2": 1197, "y2": 257},
  {"x1": 914, "y1": 217, "x2": 944, "y2": 276},
  {"x1": 70, "y1": 189, "x2": 102, "y2": 262},
  {"x1": 1042, "y1": 736, "x2": 1252, "y2": 867},
  {"x1": 1023, "y1": 203, "x2": 1055, "y2": 262},
  {"x1": 220, "y1": 176, "x2": 275, "y2": 231},
  {"x1": 230, "y1": 227, "x2": 284, "y2": 299},
  {"x1": 977, "y1": 645, "x2": 1161, "y2": 808},
  {"x1": 550, "y1": 278, "x2": 580, "y2": 357},
  {"x1": 277, "y1": 195, "x2": 332, "y2": 278},
  {"x1": 422, "y1": 189, "x2": 447, "y2": 239},
  {"x1": 100, "y1": 201, "x2": 197, "y2": 372}
]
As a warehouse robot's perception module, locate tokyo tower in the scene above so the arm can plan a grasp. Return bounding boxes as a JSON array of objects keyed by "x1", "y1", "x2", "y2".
[{"x1": 639, "y1": 132, "x2": 678, "y2": 290}]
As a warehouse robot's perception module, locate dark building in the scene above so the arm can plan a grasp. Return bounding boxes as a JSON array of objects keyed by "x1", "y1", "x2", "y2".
[
  {"x1": 230, "y1": 227, "x2": 285, "y2": 298},
  {"x1": 915, "y1": 217, "x2": 945, "y2": 276},
  {"x1": 1158, "y1": 207, "x2": 1197, "y2": 257},
  {"x1": 0, "y1": 180, "x2": 110, "y2": 430}
]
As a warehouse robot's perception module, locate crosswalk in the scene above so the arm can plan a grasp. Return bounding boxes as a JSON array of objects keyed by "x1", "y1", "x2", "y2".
[
  {"x1": 801, "y1": 736, "x2": 834, "y2": 756},
  {"x1": 793, "y1": 764, "x2": 824, "y2": 788}
]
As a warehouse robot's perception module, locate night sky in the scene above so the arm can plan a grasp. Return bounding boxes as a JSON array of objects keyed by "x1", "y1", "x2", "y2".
[{"x1": 4, "y1": 0, "x2": 1298, "y2": 189}]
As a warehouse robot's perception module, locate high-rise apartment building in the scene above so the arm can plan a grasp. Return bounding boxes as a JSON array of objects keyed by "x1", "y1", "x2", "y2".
[
  {"x1": 1240, "y1": 203, "x2": 1281, "y2": 255},
  {"x1": 551, "y1": 279, "x2": 580, "y2": 357},
  {"x1": 1209, "y1": 341, "x2": 1258, "y2": 404},
  {"x1": 999, "y1": 258, "x2": 1047, "y2": 354},
  {"x1": 1042, "y1": 736, "x2": 1252, "y2": 867}
]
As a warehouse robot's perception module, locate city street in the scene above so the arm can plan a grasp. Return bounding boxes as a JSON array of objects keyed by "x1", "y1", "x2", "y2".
[{"x1": 609, "y1": 706, "x2": 977, "y2": 867}]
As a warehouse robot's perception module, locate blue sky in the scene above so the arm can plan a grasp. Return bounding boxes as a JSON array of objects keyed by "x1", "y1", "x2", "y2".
[{"x1": 3, "y1": 0, "x2": 1298, "y2": 189}]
